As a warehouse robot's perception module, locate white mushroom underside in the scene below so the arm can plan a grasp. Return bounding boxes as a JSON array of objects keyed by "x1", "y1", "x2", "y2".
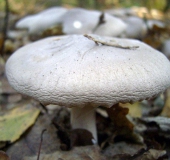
[{"x1": 5, "y1": 35, "x2": 170, "y2": 108}]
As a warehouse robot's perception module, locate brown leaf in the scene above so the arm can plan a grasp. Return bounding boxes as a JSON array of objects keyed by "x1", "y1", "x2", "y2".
[
  {"x1": 0, "y1": 34, "x2": 4, "y2": 55},
  {"x1": 109, "y1": 148, "x2": 168, "y2": 160},
  {"x1": 103, "y1": 141, "x2": 146, "y2": 159},
  {"x1": 142, "y1": 25, "x2": 169, "y2": 49},
  {"x1": 0, "y1": 151, "x2": 10, "y2": 160},
  {"x1": 24, "y1": 145, "x2": 106, "y2": 160},
  {"x1": 106, "y1": 103, "x2": 134, "y2": 132}
]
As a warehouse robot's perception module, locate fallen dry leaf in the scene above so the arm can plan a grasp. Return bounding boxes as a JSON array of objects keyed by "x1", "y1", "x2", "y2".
[
  {"x1": 107, "y1": 148, "x2": 167, "y2": 160},
  {"x1": 6, "y1": 113, "x2": 61, "y2": 160},
  {"x1": 0, "y1": 34, "x2": 4, "y2": 55},
  {"x1": 142, "y1": 24, "x2": 169, "y2": 49},
  {"x1": 0, "y1": 151, "x2": 10, "y2": 160},
  {"x1": 103, "y1": 141, "x2": 146, "y2": 158},
  {"x1": 141, "y1": 116, "x2": 170, "y2": 133},
  {"x1": 140, "y1": 149, "x2": 167, "y2": 160},
  {"x1": 105, "y1": 104, "x2": 144, "y2": 144},
  {"x1": 0, "y1": 102, "x2": 40, "y2": 143},
  {"x1": 24, "y1": 145, "x2": 105, "y2": 160},
  {"x1": 106, "y1": 103, "x2": 134, "y2": 132}
]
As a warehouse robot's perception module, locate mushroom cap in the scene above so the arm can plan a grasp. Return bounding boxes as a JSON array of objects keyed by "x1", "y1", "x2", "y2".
[
  {"x1": 61, "y1": 8, "x2": 127, "y2": 36},
  {"x1": 16, "y1": 7, "x2": 68, "y2": 35},
  {"x1": 162, "y1": 39, "x2": 170, "y2": 58},
  {"x1": 93, "y1": 13, "x2": 127, "y2": 37},
  {"x1": 5, "y1": 34, "x2": 170, "y2": 108},
  {"x1": 60, "y1": 8, "x2": 100, "y2": 34},
  {"x1": 123, "y1": 16, "x2": 147, "y2": 39}
]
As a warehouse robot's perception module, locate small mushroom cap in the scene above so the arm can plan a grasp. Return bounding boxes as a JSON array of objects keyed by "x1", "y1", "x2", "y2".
[
  {"x1": 162, "y1": 39, "x2": 170, "y2": 58},
  {"x1": 123, "y1": 16, "x2": 147, "y2": 39},
  {"x1": 61, "y1": 8, "x2": 127, "y2": 36},
  {"x1": 5, "y1": 35, "x2": 170, "y2": 108},
  {"x1": 60, "y1": 8, "x2": 101, "y2": 34},
  {"x1": 16, "y1": 7, "x2": 68, "y2": 35},
  {"x1": 93, "y1": 14, "x2": 127, "y2": 37}
]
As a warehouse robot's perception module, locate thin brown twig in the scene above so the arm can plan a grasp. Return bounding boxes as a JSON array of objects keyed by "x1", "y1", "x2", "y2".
[{"x1": 37, "y1": 129, "x2": 47, "y2": 160}]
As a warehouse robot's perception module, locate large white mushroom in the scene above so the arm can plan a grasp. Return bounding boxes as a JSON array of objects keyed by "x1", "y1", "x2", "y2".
[
  {"x1": 16, "y1": 7, "x2": 68, "y2": 35},
  {"x1": 5, "y1": 34, "x2": 170, "y2": 143}
]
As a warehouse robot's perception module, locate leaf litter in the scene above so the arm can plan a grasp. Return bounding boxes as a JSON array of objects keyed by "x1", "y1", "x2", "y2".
[
  {"x1": 1, "y1": 8, "x2": 170, "y2": 160},
  {"x1": 0, "y1": 102, "x2": 40, "y2": 143}
]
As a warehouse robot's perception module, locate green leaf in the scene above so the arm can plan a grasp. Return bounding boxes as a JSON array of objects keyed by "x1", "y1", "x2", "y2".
[{"x1": 0, "y1": 102, "x2": 40, "y2": 142}]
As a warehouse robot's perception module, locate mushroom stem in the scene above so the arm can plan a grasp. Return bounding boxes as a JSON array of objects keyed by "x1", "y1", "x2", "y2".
[{"x1": 71, "y1": 105, "x2": 97, "y2": 144}]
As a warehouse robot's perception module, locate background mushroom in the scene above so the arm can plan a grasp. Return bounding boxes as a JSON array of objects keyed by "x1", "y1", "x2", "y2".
[
  {"x1": 162, "y1": 39, "x2": 170, "y2": 59},
  {"x1": 93, "y1": 13, "x2": 127, "y2": 37},
  {"x1": 16, "y1": 7, "x2": 68, "y2": 35},
  {"x1": 123, "y1": 16, "x2": 147, "y2": 39},
  {"x1": 60, "y1": 8, "x2": 100, "y2": 34},
  {"x1": 60, "y1": 8, "x2": 127, "y2": 36},
  {"x1": 5, "y1": 34, "x2": 170, "y2": 143}
]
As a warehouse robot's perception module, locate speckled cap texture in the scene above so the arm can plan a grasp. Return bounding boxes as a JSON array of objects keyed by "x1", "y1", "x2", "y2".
[{"x1": 5, "y1": 34, "x2": 170, "y2": 108}]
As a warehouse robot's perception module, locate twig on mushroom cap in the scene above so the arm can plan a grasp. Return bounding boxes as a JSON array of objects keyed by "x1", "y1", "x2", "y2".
[{"x1": 84, "y1": 34, "x2": 139, "y2": 49}]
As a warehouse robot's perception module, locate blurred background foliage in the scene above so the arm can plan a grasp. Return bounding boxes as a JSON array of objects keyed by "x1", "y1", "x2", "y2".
[{"x1": 0, "y1": 0, "x2": 169, "y2": 15}]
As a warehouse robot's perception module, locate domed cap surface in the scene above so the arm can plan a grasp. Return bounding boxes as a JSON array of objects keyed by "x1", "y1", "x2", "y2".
[{"x1": 5, "y1": 34, "x2": 170, "y2": 107}]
